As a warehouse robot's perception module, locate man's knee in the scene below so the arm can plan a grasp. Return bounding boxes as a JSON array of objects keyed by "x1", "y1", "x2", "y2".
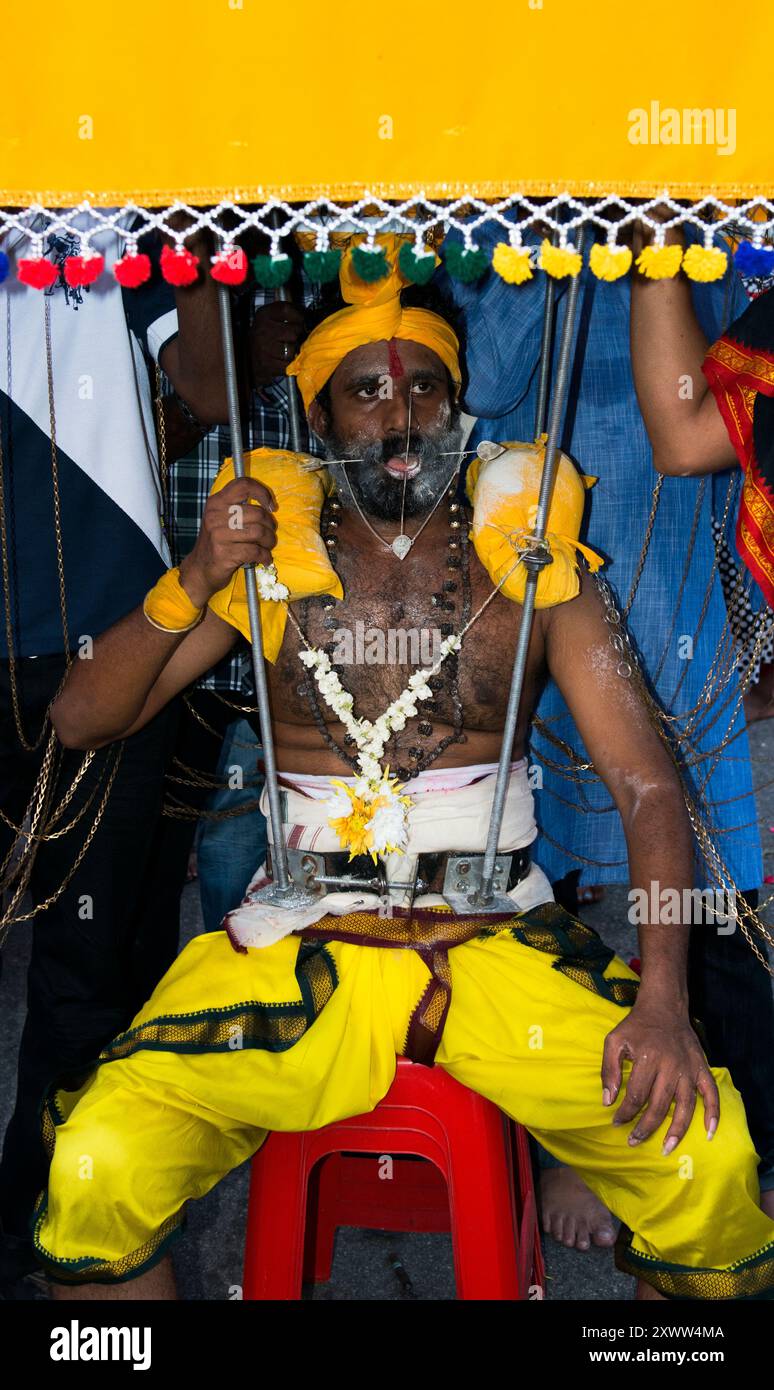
[
  {"x1": 36, "y1": 1115, "x2": 137, "y2": 1266},
  {"x1": 678, "y1": 1082, "x2": 761, "y2": 1204}
]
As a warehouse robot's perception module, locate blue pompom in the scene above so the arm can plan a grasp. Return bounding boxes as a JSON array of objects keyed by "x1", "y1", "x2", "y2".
[
  {"x1": 0, "y1": 251, "x2": 9, "y2": 284},
  {"x1": 734, "y1": 241, "x2": 774, "y2": 276}
]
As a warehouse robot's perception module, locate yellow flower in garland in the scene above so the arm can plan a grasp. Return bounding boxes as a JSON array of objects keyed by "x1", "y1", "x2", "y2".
[
  {"x1": 589, "y1": 242, "x2": 632, "y2": 282},
  {"x1": 328, "y1": 782, "x2": 377, "y2": 860},
  {"x1": 492, "y1": 242, "x2": 533, "y2": 285},
  {"x1": 327, "y1": 772, "x2": 412, "y2": 862},
  {"x1": 539, "y1": 239, "x2": 582, "y2": 279},
  {"x1": 682, "y1": 244, "x2": 728, "y2": 282},
  {"x1": 635, "y1": 243, "x2": 683, "y2": 280}
]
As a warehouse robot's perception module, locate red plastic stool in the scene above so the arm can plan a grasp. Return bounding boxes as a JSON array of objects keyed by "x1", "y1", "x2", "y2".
[{"x1": 243, "y1": 1058, "x2": 545, "y2": 1300}]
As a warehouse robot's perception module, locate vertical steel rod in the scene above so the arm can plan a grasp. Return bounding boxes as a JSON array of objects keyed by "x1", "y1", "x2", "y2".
[
  {"x1": 217, "y1": 277, "x2": 290, "y2": 891},
  {"x1": 476, "y1": 225, "x2": 587, "y2": 904},
  {"x1": 269, "y1": 208, "x2": 305, "y2": 454},
  {"x1": 275, "y1": 280, "x2": 305, "y2": 455},
  {"x1": 533, "y1": 248, "x2": 557, "y2": 440}
]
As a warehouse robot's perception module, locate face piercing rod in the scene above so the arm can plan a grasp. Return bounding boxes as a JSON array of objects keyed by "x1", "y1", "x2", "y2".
[
  {"x1": 472, "y1": 225, "x2": 587, "y2": 910},
  {"x1": 217, "y1": 270, "x2": 314, "y2": 907}
]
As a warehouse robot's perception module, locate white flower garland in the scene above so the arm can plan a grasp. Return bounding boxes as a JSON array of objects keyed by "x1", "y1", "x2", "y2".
[
  {"x1": 254, "y1": 564, "x2": 289, "y2": 602},
  {"x1": 298, "y1": 633, "x2": 461, "y2": 855}
]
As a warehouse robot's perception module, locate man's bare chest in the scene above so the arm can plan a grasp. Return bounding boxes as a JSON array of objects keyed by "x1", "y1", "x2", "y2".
[{"x1": 269, "y1": 511, "x2": 540, "y2": 736}]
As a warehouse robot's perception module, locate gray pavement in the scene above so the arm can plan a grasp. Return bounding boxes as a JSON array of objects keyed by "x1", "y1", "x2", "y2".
[{"x1": 2, "y1": 722, "x2": 772, "y2": 1300}]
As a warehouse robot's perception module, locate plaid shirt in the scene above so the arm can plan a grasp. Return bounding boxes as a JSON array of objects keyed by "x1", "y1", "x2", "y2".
[{"x1": 167, "y1": 361, "x2": 324, "y2": 693}]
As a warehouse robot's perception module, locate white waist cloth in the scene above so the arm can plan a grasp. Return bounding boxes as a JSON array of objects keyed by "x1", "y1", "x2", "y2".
[{"x1": 225, "y1": 760, "x2": 553, "y2": 950}]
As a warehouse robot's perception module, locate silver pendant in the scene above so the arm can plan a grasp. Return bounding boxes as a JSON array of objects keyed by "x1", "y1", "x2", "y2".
[
  {"x1": 476, "y1": 439, "x2": 507, "y2": 462},
  {"x1": 391, "y1": 534, "x2": 413, "y2": 560}
]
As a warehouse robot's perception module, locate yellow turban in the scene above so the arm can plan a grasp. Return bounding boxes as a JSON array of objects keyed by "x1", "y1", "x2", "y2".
[{"x1": 287, "y1": 233, "x2": 461, "y2": 412}]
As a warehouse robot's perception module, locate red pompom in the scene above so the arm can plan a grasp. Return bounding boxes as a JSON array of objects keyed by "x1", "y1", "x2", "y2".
[
  {"x1": 64, "y1": 254, "x2": 105, "y2": 288},
  {"x1": 210, "y1": 246, "x2": 248, "y2": 285},
  {"x1": 17, "y1": 257, "x2": 58, "y2": 290},
  {"x1": 114, "y1": 253, "x2": 152, "y2": 288},
  {"x1": 160, "y1": 244, "x2": 199, "y2": 286}
]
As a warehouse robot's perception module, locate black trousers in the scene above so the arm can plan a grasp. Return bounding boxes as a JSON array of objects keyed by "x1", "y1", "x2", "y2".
[
  {"x1": 553, "y1": 870, "x2": 774, "y2": 1182},
  {"x1": 0, "y1": 655, "x2": 180, "y2": 1239},
  {"x1": 688, "y1": 890, "x2": 774, "y2": 1183},
  {"x1": 0, "y1": 658, "x2": 237, "y2": 1243}
]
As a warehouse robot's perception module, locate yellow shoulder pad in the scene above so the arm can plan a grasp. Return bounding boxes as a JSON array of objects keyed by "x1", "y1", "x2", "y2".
[
  {"x1": 207, "y1": 448, "x2": 343, "y2": 661},
  {"x1": 468, "y1": 440, "x2": 604, "y2": 608}
]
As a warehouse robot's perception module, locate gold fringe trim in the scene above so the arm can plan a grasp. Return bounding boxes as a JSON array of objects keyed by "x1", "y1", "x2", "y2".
[
  {"x1": 616, "y1": 1227, "x2": 774, "y2": 1300},
  {"x1": 1, "y1": 181, "x2": 773, "y2": 209}
]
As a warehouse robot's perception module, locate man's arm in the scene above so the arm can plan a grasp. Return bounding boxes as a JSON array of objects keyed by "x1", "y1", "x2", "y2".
[
  {"x1": 542, "y1": 578, "x2": 720, "y2": 1150},
  {"x1": 51, "y1": 476, "x2": 277, "y2": 749},
  {"x1": 630, "y1": 226, "x2": 737, "y2": 476},
  {"x1": 158, "y1": 225, "x2": 229, "y2": 425}
]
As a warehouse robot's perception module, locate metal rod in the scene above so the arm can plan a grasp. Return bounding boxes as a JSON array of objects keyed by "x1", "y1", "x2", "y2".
[
  {"x1": 476, "y1": 225, "x2": 587, "y2": 904},
  {"x1": 217, "y1": 275, "x2": 291, "y2": 892},
  {"x1": 275, "y1": 282, "x2": 305, "y2": 454},
  {"x1": 312, "y1": 875, "x2": 428, "y2": 892},
  {"x1": 533, "y1": 238, "x2": 557, "y2": 439},
  {"x1": 269, "y1": 209, "x2": 305, "y2": 454}
]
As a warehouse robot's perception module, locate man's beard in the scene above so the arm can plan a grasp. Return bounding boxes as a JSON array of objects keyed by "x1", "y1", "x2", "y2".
[{"x1": 324, "y1": 418, "x2": 464, "y2": 522}]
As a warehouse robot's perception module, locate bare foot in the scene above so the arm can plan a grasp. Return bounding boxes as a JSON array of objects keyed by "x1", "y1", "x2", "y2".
[
  {"x1": 760, "y1": 1188, "x2": 774, "y2": 1220},
  {"x1": 540, "y1": 1166, "x2": 618, "y2": 1251}
]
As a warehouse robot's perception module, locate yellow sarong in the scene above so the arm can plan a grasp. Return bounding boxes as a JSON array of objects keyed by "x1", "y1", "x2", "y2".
[{"x1": 33, "y1": 906, "x2": 774, "y2": 1298}]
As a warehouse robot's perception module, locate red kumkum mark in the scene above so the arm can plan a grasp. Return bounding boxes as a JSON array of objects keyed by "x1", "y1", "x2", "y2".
[{"x1": 388, "y1": 338, "x2": 405, "y2": 379}]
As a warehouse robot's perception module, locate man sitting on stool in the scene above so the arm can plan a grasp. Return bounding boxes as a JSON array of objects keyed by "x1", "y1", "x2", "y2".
[{"x1": 33, "y1": 258, "x2": 774, "y2": 1301}]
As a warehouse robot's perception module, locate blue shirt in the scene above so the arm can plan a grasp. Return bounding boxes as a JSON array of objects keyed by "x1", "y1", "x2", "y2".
[{"x1": 445, "y1": 227, "x2": 763, "y2": 890}]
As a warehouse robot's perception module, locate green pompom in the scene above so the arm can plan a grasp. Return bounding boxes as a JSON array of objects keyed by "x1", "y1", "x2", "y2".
[
  {"x1": 398, "y1": 242, "x2": 436, "y2": 285},
  {"x1": 443, "y1": 241, "x2": 489, "y2": 284},
  {"x1": 303, "y1": 248, "x2": 342, "y2": 284},
  {"x1": 351, "y1": 244, "x2": 389, "y2": 283},
  {"x1": 251, "y1": 253, "x2": 293, "y2": 289}
]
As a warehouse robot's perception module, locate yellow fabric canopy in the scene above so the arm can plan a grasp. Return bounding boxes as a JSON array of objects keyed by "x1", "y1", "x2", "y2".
[{"x1": 2, "y1": 0, "x2": 772, "y2": 205}]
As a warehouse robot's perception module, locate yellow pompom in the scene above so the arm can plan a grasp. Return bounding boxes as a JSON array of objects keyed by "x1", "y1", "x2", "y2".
[
  {"x1": 635, "y1": 243, "x2": 684, "y2": 280},
  {"x1": 539, "y1": 239, "x2": 582, "y2": 279},
  {"x1": 682, "y1": 243, "x2": 728, "y2": 283},
  {"x1": 589, "y1": 242, "x2": 632, "y2": 282},
  {"x1": 492, "y1": 241, "x2": 533, "y2": 284}
]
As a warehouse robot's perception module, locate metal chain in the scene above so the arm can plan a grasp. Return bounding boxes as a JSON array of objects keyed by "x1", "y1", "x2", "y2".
[
  {"x1": 623, "y1": 477, "x2": 663, "y2": 617},
  {"x1": 0, "y1": 743, "x2": 124, "y2": 939},
  {"x1": 154, "y1": 363, "x2": 170, "y2": 536},
  {"x1": 166, "y1": 754, "x2": 263, "y2": 792},
  {"x1": 595, "y1": 572, "x2": 774, "y2": 970},
  {"x1": 0, "y1": 729, "x2": 60, "y2": 894},
  {"x1": 162, "y1": 793, "x2": 264, "y2": 822}
]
